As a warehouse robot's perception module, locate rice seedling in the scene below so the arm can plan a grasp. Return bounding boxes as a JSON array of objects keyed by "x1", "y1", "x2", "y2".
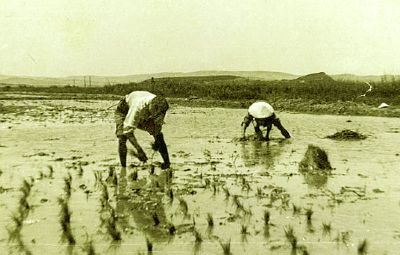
[
  {"x1": 193, "y1": 228, "x2": 203, "y2": 243},
  {"x1": 11, "y1": 214, "x2": 23, "y2": 230},
  {"x1": 94, "y1": 171, "x2": 103, "y2": 185},
  {"x1": 100, "y1": 182, "x2": 110, "y2": 210},
  {"x1": 256, "y1": 187, "x2": 262, "y2": 198},
  {"x1": 112, "y1": 173, "x2": 118, "y2": 186},
  {"x1": 47, "y1": 165, "x2": 54, "y2": 178},
  {"x1": 18, "y1": 197, "x2": 30, "y2": 217},
  {"x1": 178, "y1": 197, "x2": 188, "y2": 217},
  {"x1": 166, "y1": 188, "x2": 174, "y2": 202},
  {"x1": 149, "y1": 165, "x2": 155, "y2": 175},
  {"x1": 83, "y1": 238, "x2": 96, "y2": 255},
  {"x1": 232, "y1": 195, "x2": 244, "y2": 211},
  {"x1": 165, "y1": 168, "x2": 173, "y2": 183},
  {"x1": 8, "y1": 179, "x2": 35, "y2": 245},
  {"x1": 7, "y1": 215, "x2": 23, "y2": 242},
  {"x1": 298, "y1": 245, "x2": 310, "y2": 255},
  {"x1": 280, "y1": 195, "x2": 290, "y2": 209},
  {"x1": 152, "y1": 212, "x2": 160, "y2": 226},
  {"x1": 358, "y1": 239, "x2": 368, "y2": 255},
  {"x1": 20, "y1": 179, "x2": 32, "y2": 198},
  {"x1": 78, "y1": 165, "x2": 84, "y2": 177},
  {"x1": 107, "y1": 166, "x2": 115, "y2": 179},
  {"x1": 292, "y1": 203, "x2": 301, "y2": 216},
  {"x1": 102, "y1": 205, "x2": 121, "y2": 242},
  {"x1": 204, "y1": 178, "x2": 211, "y2": 188},
  {"x1": 241, "y1": 224, "x2": 249, "y2": 235},
  {"x1": 130, "y1": 170, "x2": 138, "y2": 181},
  {"x1": 263, "y1": 225, "x2": 270, "y2": 239},
  {"x1": 212, "y1": 182, "x2": 217, "y2": 196},
  {"x1": 306, "y1": 221, "x2": 315, "y2": 234},
  {"x1": 63, "y1": 175, "x2": 72, "y2": 199},
  {"x1": 284, "y1": 225, "x2": 297, "y2": 250},
  {"x1": 57, "y1": 197, "x2": 75, "y2": 245},
  {"x1": 108, "y1": 206, "x2": 117, "y2": 223},
  {"x1": 305, "y1": 208, "x2": 313, "y2": 222},
  {"x1": 38, "y1": 171, "x2": 44, "y2": 180},
  {"x1": 206, "y1": 213, "x2": 214, "y2": 227},
  {"x1": 168, "y1": 224, "x2": 176, "y2": 235},
  {"x1": 240, "y1": 176, "x2": 246, "y2": 186},
  {"x1": 106, "y1": 218, "x2": 121, "y2": 241},
  {"x1": 146, "y1": 237, "x2": 153, "y2": 254},
  {"x1": 218, "y1": 238, "x2": 231, "y2": 255},
  {"x1": 339, "y1": 231, "x2": 351, "y2": 246},
  {"x1": 322, "y1": 222, "x2": 332, "y2": 236},
  {"x1": 193, "y1": 229, "x2": 202, "y2": 254},
  {"x1": 222, "y1": 187, "x2": 230, "y2": 200},
  {"x1": 12, "y1": 235, "x2": 32, "y2": 255},
  {"x1": 263, "y1": 210, "x2": 270, "y2": 225},
  {"x1": 242, "y1": 206, "x2": 253, "y2": 217}
]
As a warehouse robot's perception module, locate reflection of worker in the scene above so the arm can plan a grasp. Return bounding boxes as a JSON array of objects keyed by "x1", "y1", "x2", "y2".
[
  {"x1": 241, "y1": 101, "x2": 291, "y2": 141},
  {"x1": 116, "y1": 168, "x2": 172, "y2": 242},
  {"x1": 240, "y1": 138, "x2": 289, "y2": 169},
  {"x1": 115, "y1": 91, "x2": 170, "y2": 169}
]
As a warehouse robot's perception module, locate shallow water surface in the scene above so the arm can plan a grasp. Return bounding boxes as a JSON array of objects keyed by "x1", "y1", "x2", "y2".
[{"x1": 0, "y1": 100, "x2": 399, "y2": 254}]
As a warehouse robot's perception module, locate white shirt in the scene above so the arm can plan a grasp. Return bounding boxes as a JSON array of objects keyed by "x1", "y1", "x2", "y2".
[{"x1": 123, "y1": 91, "x2": 156, "y2": 134}]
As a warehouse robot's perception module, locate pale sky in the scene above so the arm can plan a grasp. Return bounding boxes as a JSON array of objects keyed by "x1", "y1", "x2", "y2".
[{"x1": 1, "y1": 0, "x2": 400, "y2": 77}]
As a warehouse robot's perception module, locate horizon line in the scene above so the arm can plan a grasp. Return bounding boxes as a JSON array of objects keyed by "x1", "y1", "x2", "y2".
[{"x1": 1, "y1": 70, "x2": 400, "y2": 79}]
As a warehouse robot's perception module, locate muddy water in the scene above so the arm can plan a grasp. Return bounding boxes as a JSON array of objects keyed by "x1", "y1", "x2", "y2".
[{"x1": 0, "y1": 100, "x2": 399, "y2": 254}]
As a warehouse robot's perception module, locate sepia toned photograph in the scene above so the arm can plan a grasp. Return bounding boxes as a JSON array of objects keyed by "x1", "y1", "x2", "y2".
[{"x1": 1, "y1": 1, "x2": 399, "y2": 254}]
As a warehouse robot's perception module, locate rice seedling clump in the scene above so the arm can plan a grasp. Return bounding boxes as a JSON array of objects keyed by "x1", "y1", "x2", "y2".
[
  {"x1": 299, "y1": 145, "x2": 332, "y2": 173},
  {"x1": 326, "y1": 129, "x2": 367, "y2": 140}
]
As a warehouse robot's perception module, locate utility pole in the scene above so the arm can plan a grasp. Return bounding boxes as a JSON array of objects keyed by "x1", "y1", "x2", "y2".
[{"x1": 84, "y1": 76, "x2": 86, "y2": 88}]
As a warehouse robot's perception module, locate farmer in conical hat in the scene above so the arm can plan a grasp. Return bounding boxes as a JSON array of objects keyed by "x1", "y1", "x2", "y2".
[
  {"x1": 115, "y1": 91, "x2": 170, "y2": 169},
  {"x1": 241, "y1": 101, "x2": 291, "y2": 141}
]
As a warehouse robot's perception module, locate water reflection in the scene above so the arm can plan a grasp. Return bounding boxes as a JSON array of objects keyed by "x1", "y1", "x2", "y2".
[
  {"x1": 116, "y1": 167, "x2": 172, "y2": 243},
  {"x1": 301, "y1": 172, "x2": 329, "y2": 188},
  {"x1": 240, "y1": 138, "x2": 289, "y2": 170}
]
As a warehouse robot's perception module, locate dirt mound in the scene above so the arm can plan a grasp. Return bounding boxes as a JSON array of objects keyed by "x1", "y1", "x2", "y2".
[
  {"x1": 326, "y1": 129, "x2": 366, "y2": 140},
  {"x1": 299, "y1": 145, "x2": 332, "y2": 173}
]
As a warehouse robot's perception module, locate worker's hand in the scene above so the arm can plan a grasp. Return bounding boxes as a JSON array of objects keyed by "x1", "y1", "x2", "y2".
[{"x1": 137, "y1": 149, "x2": 148, "y2": 163}]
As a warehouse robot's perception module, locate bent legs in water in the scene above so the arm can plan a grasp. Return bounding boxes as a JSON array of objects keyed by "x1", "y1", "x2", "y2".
[
  {"x1": 118, "y1": 136, "x2": 128, "y2": 167},
  {"x1": 273, "y1": 118, "x2": 291, "y2": 139}
]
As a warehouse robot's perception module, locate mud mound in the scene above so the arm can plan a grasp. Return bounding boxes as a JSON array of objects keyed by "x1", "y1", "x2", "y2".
[
  {"x1": 299, "y1": 145, "x2": 332, "y2": 173},
  {"x1": 326, "y1": 129, "x2": 366, "y2": 140}
]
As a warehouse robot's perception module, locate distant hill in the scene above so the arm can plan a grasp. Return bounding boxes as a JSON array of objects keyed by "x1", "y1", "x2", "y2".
[
  {"x1": 295, "y1": 72, "x2": 335, "y2": 83},
  {"x1": 0, "y1": 71, "x2": 297, "y2": 87},
  {"x1": 0, "y1": 71, "x2": 398, "y2": 87}
]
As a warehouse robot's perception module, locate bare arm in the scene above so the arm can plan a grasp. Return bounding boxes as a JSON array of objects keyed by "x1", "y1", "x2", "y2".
[
  {"x1": 125, "y1": 132, "x2": 148, "y2": 162},
  {"x1": 241, "y1": 114, "x2": 253, "y2": 137}
]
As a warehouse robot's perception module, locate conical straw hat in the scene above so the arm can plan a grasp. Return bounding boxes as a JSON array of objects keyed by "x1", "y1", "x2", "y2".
[
  {"x1": 248, "y1": 101, "x2": 274, "y2": 118},
  {"x1": 378, "y1": 102, "x2": 389, "y2": 109}
]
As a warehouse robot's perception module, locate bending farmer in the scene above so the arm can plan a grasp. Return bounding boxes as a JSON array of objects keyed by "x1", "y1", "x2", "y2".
[
  {"x1": 242, "y1": 101, "x2": 291, "y2": 141},
  {"x1": 115, "y1": 91, "x2": 170, "y2": 169}
]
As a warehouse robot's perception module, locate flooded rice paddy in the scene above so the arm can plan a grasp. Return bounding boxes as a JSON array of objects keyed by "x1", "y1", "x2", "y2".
[{"x1": 0, "y1": 99, "x2": 399, "y2": 254}]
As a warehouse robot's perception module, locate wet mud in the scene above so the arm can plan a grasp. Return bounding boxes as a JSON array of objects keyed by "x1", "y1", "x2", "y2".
[{"x1": 0, "y1": 99, "x2": 399, "y2": 254}]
